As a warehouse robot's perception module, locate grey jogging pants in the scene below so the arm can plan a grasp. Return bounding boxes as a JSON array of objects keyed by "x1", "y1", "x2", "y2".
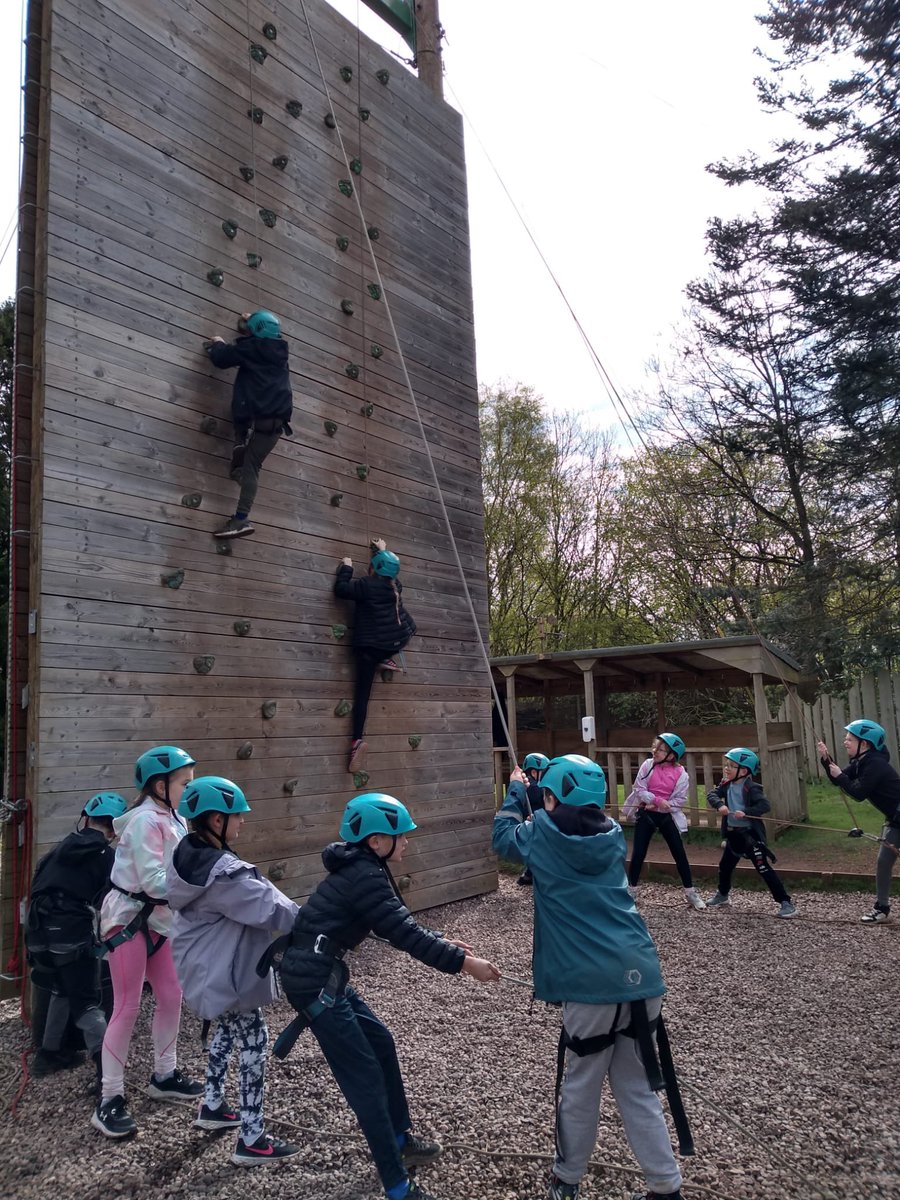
[{"x1": 876, "y1": 823, "x2": 900, "y2": 908}]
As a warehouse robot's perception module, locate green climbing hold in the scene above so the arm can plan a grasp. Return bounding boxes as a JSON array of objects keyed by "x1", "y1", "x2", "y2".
[
  {"x1": 283, "y1": 778, "x2": 299, "y2": 795},
  {"x1": 334, "y1": 699, "x2": 352, "y2": 717},
  {"x1": 247, "y1": 107, "x2": 264, "y2": 124},
  {"x1": 367, "y1": 283, "x2": 382, "y2": 301},
  {"x1": 345, "y1": 363, "x2": 360, "y2": 380},
  {"x1": 247, "y1": 252, "x2": 262, "y2": 269},
  {"x1": 207, "y1": 268, "x2": 224, "y2": 287},
  {"x1": 233, "y1": 620, "x2": 251, "y2": 636},
  {"x1": 193, "y1": 655, "x2": 215, "y2": 675},
  {"x1": 330, "y1": 493, "x2": 344, "y2": 507},
  {"x1": 367, "y1": 226, "x2": 380, "y2": 241},
  {"x1": 350, "y1": 157, "x2": 362, "y2": 175},
  {"x1": 359, "y1": 107, "x2": 370, "y2": 122},
  {"x1": 353, "y1": 770, "x2": 370, "y2": 789},
  {"x1": 222, "y1": 219, "x2": 238, "y2": 239},
  {"x1": 259, "y1": 208, "x2": 277, "y2": 228},
  {"x1": 200, "y1": 416, "x2": 218, "y2": 434},
  {"x1": 215, "y1": 541, "x2": 232, "y2": 556},
  {"x1": 161, "y1": 569, "x2": 185, "y2": 589},
  {"x1": 262, "y1": 700, "x2": 278, "y2": 720},
  {"x1": 335, "y1": 235, "x2": 349, "y2": 252},
  {"x1": 239, "y1": 166, "x2": 255, "y2": 182},
  {"x1": 262, "y1": 22, "x2": 277, "y2": 40},
  {"x1": 340, "y1": 299, "x2": 355, "y2": 315},
  {"x1": 396, "y1": 874, "x2": 411, "y2": 892},
  {"x1": 331, "y1": 623, "x2": 347, "y2": 640},
  {"x1": 268, "y1": 862, "x2": 286, "y2": 881},
  {"x1": 236, "y1": 741, "x2": 254, "y2": 759},
  {"x1": 370, "y1": 344, "x2": 383, "y2": 359},
  {"x1": 376, "y1": 68, "x2": 390, "y2": 85},
  {"x1": 324, "y1": 113, "x2": 337, "y2": 129},
  {"x1": 361, "y1": 403, "x2": 374, "y2": 417},
  {"x1": 324, "y1": 419, "x2": 338, "y2": 436},
  {"x1": 272, "y1": 154, "x2": 288, "y2": 170},
  {"x1": 249, "y1": 43, "x2": 268, "y2": 64},
  {"x1": 408, "y1": 734, "x2": 422, "y2": 749},
  {"x1": 285, "y1": 100, "x2": 302, "y2": 117},
  {"x1": 181, "y1": 492, "x2": 202, "y2": 509},
  {"x1": 356, "y1": 464, "x2": 369, "y2": 480},
  {"x1": 339, "y1": 65, "x2": 353, "y2": 82},
  {"x1": 338, "y1": 179, "x2": 353, "y2": 198}
]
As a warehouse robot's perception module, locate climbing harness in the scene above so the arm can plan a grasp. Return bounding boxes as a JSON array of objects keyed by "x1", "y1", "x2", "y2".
[
  {"x1": 260, "y1": 931, "x2": 350, "y2": 1060},
  {"x1": 98, "y1": 885, "x2": 169, "y2": 958}
]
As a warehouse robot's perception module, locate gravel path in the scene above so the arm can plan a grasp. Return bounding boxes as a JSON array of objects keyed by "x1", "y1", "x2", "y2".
[{"x1": 2, "y1": 877, "x2": 898, "y2": 1200}]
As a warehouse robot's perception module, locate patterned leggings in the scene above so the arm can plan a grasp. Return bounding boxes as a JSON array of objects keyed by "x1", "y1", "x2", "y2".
[{"x1": 205, "y1": 1008, "x2": 268, "y2": 1144}]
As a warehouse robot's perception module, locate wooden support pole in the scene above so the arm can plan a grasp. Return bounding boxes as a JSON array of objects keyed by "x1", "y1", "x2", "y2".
[
  {"x1": 574, "y1": 659, "x2": 598, "y2": 762},
  {"x1": 498, "y1": 666, "x2": 518, "y2": 763},
  {"x1": 655, "y1": 674, "x2": 666, "y2": 731},
  {"x1": 415, "y1": 0, "x2": 443, "y2": 98},
  {"x1": 752, "y1": 672, "x2": 773, "y2": 802}
]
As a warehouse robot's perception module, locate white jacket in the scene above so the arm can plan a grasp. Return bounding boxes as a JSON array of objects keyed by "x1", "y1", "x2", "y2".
[
  {"x1": 621, "y1": 758, "x2": 690, "y2": 834},
  {"x1": 100, "y1": 799, "x2": 187, "y2": 937}
]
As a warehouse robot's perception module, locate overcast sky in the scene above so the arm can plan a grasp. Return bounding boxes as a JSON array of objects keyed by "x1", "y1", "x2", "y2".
[{"x1": 0, "y1": 0, "x2": 780, "y2": 430}]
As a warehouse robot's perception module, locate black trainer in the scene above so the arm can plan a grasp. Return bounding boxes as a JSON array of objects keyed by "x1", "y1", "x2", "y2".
[
  {"x1": 91, "y1": 1094, "x2": 137, "y2": 1138},
  {"x1": 147, "y1": 1068, "x2": 203, "y2": 1104},
  {"x1": 32, "y1": 1047, "x2": 85, "y2": 1076},
  {"x1": 401, "y1": 1130, "x2": 442, "y2": 1166},
  {"x1": 231, "y1": 1132, "x2": 301, "y2": 1166},
  {"x1": 195, "y1": 1100, "x2": 240, "y2": 1130},
  {"x1": 548, "y1": 1174, "x2": 579, "y2": 1200}
]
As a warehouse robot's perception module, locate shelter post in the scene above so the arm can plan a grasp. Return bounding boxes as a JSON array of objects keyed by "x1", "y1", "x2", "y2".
[
  {"x1": 574, "y1": 658, "x2": 598, "y2": 762},
  {"x1": 498, "y1": 665, "x2": 518, "y2": 763},
  {"x1": 752, "y1": 671, "x2": 771, "y2": 780},
  {"x1": 655, "y1": 673, "x2": 666, "y2": 731}
]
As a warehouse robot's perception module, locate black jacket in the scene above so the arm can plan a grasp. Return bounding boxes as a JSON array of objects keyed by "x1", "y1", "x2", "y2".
[
  {"x1": 334, "y1": 565, "x2": 417, "y2": 652},
  {"x1": 825, "y1": 746, "x2": 900, "y2": 822},
  {"x1": 279, "y1": 842, "x2": 464, "y2": 1002},
  {"x1": 27, "y1": 828, "x2": 114, "y2": 951},
  {"x1": 707, "y1": 778, "x2": 770, "y2": 844},
  {"x1": 207, "y1": 335, "x2": 293, "y2": 437}
]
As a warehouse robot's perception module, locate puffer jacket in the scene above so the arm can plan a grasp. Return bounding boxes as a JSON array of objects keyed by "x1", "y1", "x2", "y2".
[
  {"x1": 207, "y1": 335, "x2": 293, "y2": 438},
  {"x1": 167, "y1": 835, "x2": 298, "y2": 1019},
  {"x1": 492, "y1": 782, "x2": 665, "y2": 1005},
  {"x1": 279, "y1": 842, "x2": 464, "y2": 1003},
  {"x1": 333, "y1": 565, "x2": 417, "y2": 652},
  {"x1": 825, "y1": 746, "x2": 900, "y2": 823},
  {"x1": 706, "y1": 778, "x2": 770, "y2": 843},
  {"x1": 100, "y1": 800, "x2": 187, "y2": 937}
]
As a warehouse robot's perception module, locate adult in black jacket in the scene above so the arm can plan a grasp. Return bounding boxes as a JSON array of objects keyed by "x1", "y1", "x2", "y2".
[
  {"x1": 817, "y1": 719, "x2": 900, "y2": 922},
  {"x1": 279, "y1": 793, "x2": 499, "y2": 1200},
  {"x1": 334, "y1": 539, "x2": 417, "y2": 771}
]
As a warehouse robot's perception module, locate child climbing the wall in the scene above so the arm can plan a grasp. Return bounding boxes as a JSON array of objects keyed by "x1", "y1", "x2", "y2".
[
  {"x1": 334, "y1": 539, "x2": 417, "y2": 772},
  {"x1": 277, "y1": 791, "x2": 500, "y2": 1200},
  {"x1": 706, "y1": 747, "x2": 797, "y2": 918},
  {"x1": 816, "y1": 719, "x2": 900, "y2": 923},
  {"x1": 203, "y1": 309, "x2": 293, "y2": 540},
  {"x1": 622, "y1": 734, "x2": 706, "y2": 910},
  {"x1": 92, "y1": 746, "x2": 203, "y2": 1139},
  {"x1": 167, "y1": 776, "x2": 301, "y2": 1165},
  {"x1": 493, "y1": 755, "x2": 692, "y2": 1200},
  {"x1": 26, "y1": 793, "x2": 126, "y2": 1083}
]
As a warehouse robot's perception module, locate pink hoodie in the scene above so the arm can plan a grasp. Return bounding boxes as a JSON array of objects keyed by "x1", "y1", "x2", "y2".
[{"x1": 622, "y1": 758, "x2": 690, "y2": 833}]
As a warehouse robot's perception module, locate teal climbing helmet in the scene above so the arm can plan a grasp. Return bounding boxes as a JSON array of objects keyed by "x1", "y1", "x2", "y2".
[
  {"x1": 83, "y1": 792, "x2": 127, "y2": 820},
  {"x1": 657, "y1": 733, "x2": 686, "y2": 761},
  {"x1": 724, "y1": 747, "x2": 760, "y2": 776},
  {"x1": 542, "y1": 754, "x2": 607, "y2": 807},
  {"x1": 178, "y1": 776, "x2": 251, "y2": 819},
  {"x1": 845, "y1": 719, "x2": 886, "y2": 752},
  {"x1": 340, "y1": 793, "x2": 416, "y2": 841},
  {"x1": 134, "y1": 746, "x2": 196, "y2": 789},
  {"x1": 371, "y1": 549, "x2": 401, "y2": 578},
  {"x1": 245, "y1": 309, "x2": 281, "y2": 339},
  {"x1": 522, "y1": 752, "x2": 550, "y2": 773}
]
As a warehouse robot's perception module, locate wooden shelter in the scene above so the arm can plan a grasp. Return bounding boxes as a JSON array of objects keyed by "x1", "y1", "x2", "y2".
[
  {"x1": 491, "y1": 636, "x2": 808, "y2": 828},
  {"x1": 2, "y1": 0, "x2": 496, "y2": 992}
]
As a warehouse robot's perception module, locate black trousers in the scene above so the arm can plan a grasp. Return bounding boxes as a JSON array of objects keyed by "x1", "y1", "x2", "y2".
[
  {"x1": 628, "y1": 809, "x2": 694, "y2": 888},
  {"x1": 718, "y1": 828, "x2": 790, "y2": 902},
  {"x1": 351, "y1": 647, "x2": 394, "y2": 741}
]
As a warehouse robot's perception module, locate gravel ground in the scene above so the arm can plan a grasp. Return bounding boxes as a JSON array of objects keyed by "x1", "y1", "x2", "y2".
[{"x1": 1, "y1": 877, "x2": 899, "y2": 1200}]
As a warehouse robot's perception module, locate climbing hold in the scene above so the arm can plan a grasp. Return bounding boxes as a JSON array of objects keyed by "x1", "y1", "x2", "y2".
[
  {"x1": 324, "y1": 419, "x2": 338, "y2": 436},
  {"x1": 324, "y1": 113, "x2": 337, "y2": 129},
  {"x1": 247, "y1": 107, "x2": 264, "y2": 124},
  {"x1": 370, "y1": 344, "x2": 383, "y2": 359},
  {"x1": 272, "y1": 154, "x2": 288, "y2": 170},
  {"x1": 350, "y1": 157, "x2": 362, "y2": 175},
  {"x1": 367, "y1": 226, "x2": 380, "y2": 241},
  {"x1": 359, "y1": 107, "x2": 370, "y2": 122},
  {"x1": 239, "y1": 166, "x2": 255, "y2": 182},
  {"x1": 215, "y1": 542, "x2": 232, "y2": 556},
  {"x1": 161, "y1": 569, "x2": 185, "y2": 589},
  {"x1": 338, "y1": 179, "x2": 353, "y2": 198},
  {"x1": 233, "y1": 620, "x2": 251, "y2": 636},
  {"x1": 353, "y1": 771, "x2": 370, "y2": 790},
  {"x1": 396, "y1": 874, "x2": 411, "y2": 892},
  {"x1": 181, "y1": 492, "x2": 202, "y2": 509},
  {"x1": 339, "y1": 66, "x2": 353, "y2": 82},
  {"x1": 259, "y1": 208, "x2": 277, "y2": 228},
  {"x1": 246, "y1": 252, "x2": 262, "y2": 269},
  {"x1": 262, "y1": 700, "x2": 278, "y2": 720},
  {"x1": 200, "y1": 416, "x2": 218, "y2": 435},
  {"x1": 335, "y1": 235, "x2": 349, "y2": 252},
  {"x1": 285, "y1": 99, "x2": 302, "y2": 117},
  {"x1": 340, "y1": 299, "x2": 355, "y2": 315},
  {"x1": 249, "y1": 43, "x2": 268, "y2": 64},
  {"x1": 367, "y1": 283, "x2": 382, "y2": 301},
  {"x1": 268, "y1": 862, "x2": 286, "y2": 881},
  {"x1": 222, "y1": 219, "x2": 238, "y2": 239},
  {"x1": 361, "y1": 402, "x2": 374, "y2": 417},
  {"x1": 331, "y1": 623, "x2": 347, "y2": 640},
  {"x1": 408, "y1": 734, "x2": 422, "y2": 750},
  {"x1": 330, "y1": 493, "x2": 344, "y2": 507},
  {"x1": 207, "y1": 268, "x2": 224, "y2": 287},
  {"x1": 236, "y1": 741, "x2": 254, "y2": 759},
  {"x1": 356, "y1": 464, "x2": 369, "y2": 480},
  {"x1": 283, "y1": 778, "x2": 299, "y2": 795},
  {"x1": 262, "y1": 21, "x2": 277, "y2": 40},
  {"x1": 334, "y1": 699, "x2": 352, "y2": 717},
  {"x1": 345, "y1": 363, "x2": 360, "y2": 380},
  {"x1": 376, "y1": 69, "x2": 390, "y2": 85},
  {"x1": 193, "y1": 655, "x2": 215, "y2": 675}
]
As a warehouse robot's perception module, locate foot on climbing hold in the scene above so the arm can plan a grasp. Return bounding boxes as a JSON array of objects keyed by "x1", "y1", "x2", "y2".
[
  {"x1": 348, "y1": 740, "x2": 367, "y2": 773},
  {"x1": 214, "y1": 517, "x2": 255, "y2": 539},
  {"x1": 380, "y1": 658, "x2": 399, "y2": 671}
]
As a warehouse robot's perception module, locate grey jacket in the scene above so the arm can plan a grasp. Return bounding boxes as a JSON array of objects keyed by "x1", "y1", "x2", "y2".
[{"x1": 167, "y1": 835, "x2": 299, "y2": 1019}]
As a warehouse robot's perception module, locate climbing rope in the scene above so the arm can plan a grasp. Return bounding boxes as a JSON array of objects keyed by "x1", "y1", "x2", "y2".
[{"x1": 242, "y1": 0, "x2": 264, "y2": 304}]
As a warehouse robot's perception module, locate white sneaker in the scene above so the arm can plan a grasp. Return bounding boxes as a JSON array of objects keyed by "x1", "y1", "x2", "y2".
[
  {"x1": 684, "y1": 887, "x2": 706, "y2": 910},
  {"x1": 861, "y1": 905, "x2": 890, "y2": 923}
]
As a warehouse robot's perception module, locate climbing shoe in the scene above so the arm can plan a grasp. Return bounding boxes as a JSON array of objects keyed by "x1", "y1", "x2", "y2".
[
  {"x1": 213, "y1": 516, "x2": 255, "y2": 539},
  {"x1": 706, "y1": 891, "x2": 730, "y2": 908},
  {"x1": 231, "y1": 1132, "x2": 301, "y2": 1166},
  {"x1": 683, "y1": 887, "x2": 706, "y2": 910},
  {"x1": 776, "y1": 900, "x2": 797, "y2": 918},
  {"x1": 861, "y1": 903, "x2": 890, "y2": 923},
  {"x1": 147, "y1": 1068, "x2": 203, "y2": 1104},
  {"x1": 547, "y1": 1173, "x2": 580, "y2": 1200},
  {"x1": 91, "y1": 1094, "x2": 137, "y2": 1138},
  {"x1": 195, "y1": 1100, "x2": 241, "y2": 1130},
  {"x1": 401, "y1": 1130, "x2": 442, "y2": 1166},
  {"x1": 32, "y1": 1047, "x2": 85, "y2": 1076},
  {"x1": 348, "y1": 738, "x2": 367, "y2": 772}
]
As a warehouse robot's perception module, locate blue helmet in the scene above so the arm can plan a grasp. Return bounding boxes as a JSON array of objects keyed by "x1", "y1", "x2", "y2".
[
  {"x1": 542, "y1": 754, "x2": 607, "y2": 807},
  {"x1": 371, "y1": 549, "x2": 400, "y2": 578},
  {"x1": 134, "y1": 746, "x2": 196, "y2": 789},
  {"x1": 179, "y1": 776, "x2": 251, "y2": 820},
  {"x1": 725, "y1": 747, "x2": 760, "y2": 776},
  {"x1": 657, "y1": 733, "x2": 686, "y2": 761},
  {"x1": 845, "y1": 719, "x2": 886, "y2": 752},
  {"x1": 83, "y1": 792, "x2": 127, "y2": 820},
  {"x1": 340, "y1": 793, "x2": 416, "y2": 842},
  {"x1": 245, "y1": 309, "x2": 281, "y2": 339},
  {"x1": 522, "y1": 752, "x2": 550, "y2": 774}
]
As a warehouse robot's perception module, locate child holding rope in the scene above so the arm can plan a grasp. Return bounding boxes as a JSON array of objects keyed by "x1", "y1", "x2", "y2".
[
  {"x1": 92, "y1": 746, "x2": 202, "y2": 1138},
  {"x1": 516, "y1": 752, "x2": 550, "y2": 885},
  {"x1": 622, "y1": 734, "x2": 705, "y2": 910},
  {"x1": 817, "y1": 719, "x2": 900, "y2": 923},
  {"x1": 706, "y1": 747, "x2": 796, "y2": 918},
  {"x1": 494, "y1": 755, "x2": 692, "y2": 1200},
  {"x1": 334, "y1": 540, "x2": 417, "y2": 772}
]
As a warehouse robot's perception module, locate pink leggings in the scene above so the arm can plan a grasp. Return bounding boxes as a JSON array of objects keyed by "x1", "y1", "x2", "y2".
[{"x1": 101, "y1": 931, "x2": 184, "y2": 1101}]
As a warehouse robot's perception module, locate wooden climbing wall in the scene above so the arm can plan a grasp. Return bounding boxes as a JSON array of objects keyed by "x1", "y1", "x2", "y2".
[{"x1": 9, "y1": 0, "x2": 495, "y2": 934}]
